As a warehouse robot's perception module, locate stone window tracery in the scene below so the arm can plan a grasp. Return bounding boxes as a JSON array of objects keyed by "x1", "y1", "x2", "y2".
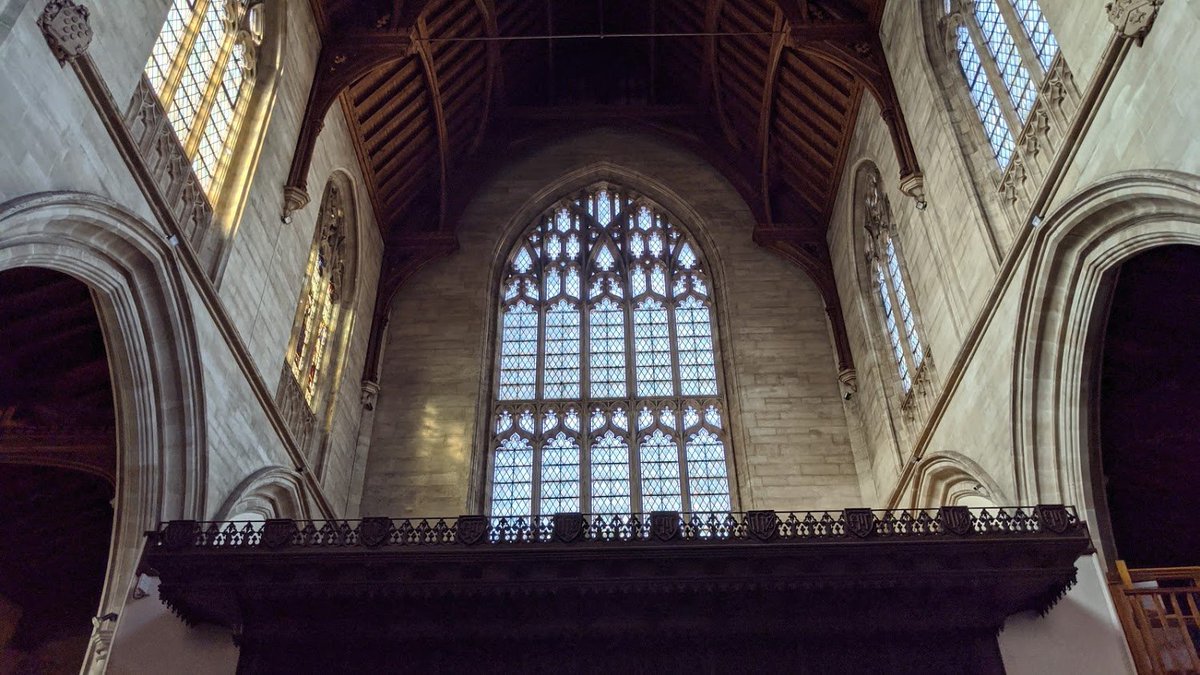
[
  {"x1": 144, "y1": 0, "x2": 262, "y2": 197},
  {"x1": 944, "y1": 0, "x2": 1059, "y2": 168},
  {"x1": 862, "y1": 168, "x2": 927, "y2": 399},
  {"x1": 489, "y1": 185, "x2": 733, "y2": 518}
]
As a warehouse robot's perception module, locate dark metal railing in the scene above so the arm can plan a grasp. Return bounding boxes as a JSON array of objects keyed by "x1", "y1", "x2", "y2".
[{"x1": 146, "y1": 505, "x2": 1080, "y2": 551}]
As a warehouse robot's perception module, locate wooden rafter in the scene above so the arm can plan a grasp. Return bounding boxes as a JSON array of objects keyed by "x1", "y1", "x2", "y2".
[
  {"x1": 702, "y1": 0, "x2": 740, "y2": 149},
  {"x1": 412, "y1": 15, "x2": 451, "y2": 232},
  {"x1": 470, "y1": 0, "x2": 500, "y2": 154},
  {"x1": 757, "y1": 6, "x2": 786, "y2": 226}
]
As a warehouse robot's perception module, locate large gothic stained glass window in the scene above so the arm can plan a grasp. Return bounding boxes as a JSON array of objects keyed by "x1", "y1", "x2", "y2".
[
  {"x1": 489, "y1": 185, "x2": 733, "y2": 517},
  {"x1": 144, "y1": 0, "x2": 262, "y2": 197},
  {"x1": 945, "y1": 0, "x2": 1060, "y2": 168}
]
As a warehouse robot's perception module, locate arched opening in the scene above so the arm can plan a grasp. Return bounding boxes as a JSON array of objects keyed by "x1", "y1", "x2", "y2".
[
  {"x1": 1096, "y1": 244, "x2": 1200, "y2": 568},
  {"x1": 0, "y1": 268, "x2": 116, "y2": 673}
]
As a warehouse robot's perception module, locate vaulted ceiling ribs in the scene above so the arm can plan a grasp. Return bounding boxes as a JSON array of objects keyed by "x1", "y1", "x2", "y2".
[{"x1": 296, "y1": 0, "x2": 925, "y2": 375}]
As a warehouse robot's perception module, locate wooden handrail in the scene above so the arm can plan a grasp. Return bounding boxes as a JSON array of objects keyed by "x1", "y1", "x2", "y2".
[{"x1": 1110, "y1": 561, "x2": 1200, "y2": 673}]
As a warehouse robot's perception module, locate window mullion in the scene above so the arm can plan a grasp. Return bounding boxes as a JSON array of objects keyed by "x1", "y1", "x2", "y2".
[
  {"x1": 160, "y1": 0, "x2": 211, "y2": 109},
  {"x1": 964, "y1": 13, "x2": 1025, "y2": 144},
  {"x1": 530, "y1": 424, "x2": 543, "y2": 518},
  {"x1": 996, "y1": 0, "x2": 1045, "y2": 85},
  {"x1": 184, "y1": 29, "x2": 236, "y2": 156}
]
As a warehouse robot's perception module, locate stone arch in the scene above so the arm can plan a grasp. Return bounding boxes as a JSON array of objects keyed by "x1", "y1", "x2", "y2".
[
  {"x1": 0, "y1": 191, "x2": 207, "y2": 671},
  {"x1": 214, "y1": 466, "x2": 315, "y2": 521},
  {"x1": 909, "y1": 452, "x2": 1006, "y2": 508},
  {"x1": 471, "y1": 160, "x2": 757, "y2": 512},
  {"x1": 1011, "y1": 170, "x2": 1200, "y2": 561}
]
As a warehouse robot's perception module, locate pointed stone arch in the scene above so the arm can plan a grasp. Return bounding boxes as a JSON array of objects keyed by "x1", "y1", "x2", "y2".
[{"x1": 0, "y1": 191, "x2": 207, "y2": 671}]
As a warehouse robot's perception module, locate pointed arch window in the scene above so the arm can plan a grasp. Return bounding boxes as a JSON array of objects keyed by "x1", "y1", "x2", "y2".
[
  {"x1": 944, "y1": 0, "x2": 1060, "y2": 167},
  {"x1": 277, "y1": 177, "x2": 356, "y2": 460},
  {"x1": 489, "y1": 185, "x2": 733, "y2": 518},
  {"x1": 143, "y1": 0, "x2": 262, "y2": 196},
  {"x1": 862, "y1": 169, "x2": 927, "y2": 396}
]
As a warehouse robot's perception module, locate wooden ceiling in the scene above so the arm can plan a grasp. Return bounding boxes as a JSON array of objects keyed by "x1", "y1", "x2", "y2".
[{"x1": 293, "y1": 0, "x2": 923, "y2": 374}]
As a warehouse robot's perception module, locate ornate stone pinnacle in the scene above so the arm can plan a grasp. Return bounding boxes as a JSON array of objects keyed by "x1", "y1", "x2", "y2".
[
  {"x1": 38, "y1": 0, "x2": 93, "y2": 65},
  {"x1": 1106, "y1": 0, "x2": 1165, "y2": 45}
]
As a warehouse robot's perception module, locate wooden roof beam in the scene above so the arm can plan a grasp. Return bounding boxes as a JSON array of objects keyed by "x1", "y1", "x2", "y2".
[
  {"x1": 471, "y1": 0, "x2": 500, "y2": 154},
  {"x1": 702, "y1": 0, "x2": 741, "y2": 150},
  {"x1": 412, "y1": 14, "x2": 451, "y2": 233},
  {"x1": 757, "y1": 6, "x2": 787, "y2": 226}
]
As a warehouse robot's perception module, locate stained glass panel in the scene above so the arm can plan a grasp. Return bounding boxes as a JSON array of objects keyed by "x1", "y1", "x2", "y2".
[
  {"x1": 165, "y1": 1, "x2": 225, "y2": 144},
  {"x1": 146, "y1": 0, "x2": 193, "y2": 94},
  {"x1": 590, "y1": 431, "x2": 632, "y2": 514},
  {"x1": 589, "y1": 298, "x2": 627, "y2": 398},
  {"x1": 193, "y1": 41, "x2": 246, "y2": 189},
  {"x1": 492, "y1": 435, "x2": 534, "y2": 518},
  {"x1": 876, "y1": 263, "x2": 911, "y2": 392},
  {"x1": 886, "y1": 238, "x2": 924, "y2": 367},
  {"x1": 543, "y1": 301, "x2": 581, "y2": 399}
]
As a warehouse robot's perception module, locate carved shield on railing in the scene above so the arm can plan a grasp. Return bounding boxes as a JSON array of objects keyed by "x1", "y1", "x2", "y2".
[
  {"x1": 938, "y1": 506, "x2": 973, "y2": 536},
  {"x1": 261, "y1": 519, "x2": 297, "y2": 548},
  {"x1": 359, "y1": 517, "x2": 392, "y2": 548},
  {"x1": 844, "y1": 509, "x2": 875, "y2": 539},
  {"x1": 553, "y1": 512, "x2": 584, "y2": 543},
  {"x1": 1036, "y1": 505, "x2": 1072, "y2": 534},
  {"x1": 746, "y1": 510, "x2": 778, "y2": 542},
  {"x1": 650, "y1": 511, "x2": 680, "y2": 541},
  {"x1": 456, "y1": 515, "x2": 488, "y2": 545},
  {"x1": 162, "y1": 520, "x2": 197, "y2": 550}
]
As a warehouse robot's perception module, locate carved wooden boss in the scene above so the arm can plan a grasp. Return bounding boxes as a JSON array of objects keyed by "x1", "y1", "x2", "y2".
[{"x1": 145, "y1": 505, "x2": 1088, "y2": 673}]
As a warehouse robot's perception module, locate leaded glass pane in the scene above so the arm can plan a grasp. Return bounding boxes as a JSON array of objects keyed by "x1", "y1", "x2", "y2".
[
  {"x1": 876, "y1": 263, "x2": 911, "y2": 392},
  {"x1": 499, "y1": 301, "x2": 538, "y2": 400},
  {"x1": 589, "y1": 298, "x2": 626, "y2": 398},
  {"x1": 539, "y1": 434, "x2": 581, "y2": 515},
  {"x1": 639, "y1": 430, "x2": 683, "y2": 512},
  {"x1": 1012, "y1": 0, "x2": 1058, "y2": 72},
  {"x1": 492, "y1": 435, "x2": 534, "y2": 517},
  {"x1": 193, "y1": 41, "x2": 247, "y2": 190},
  {"x1": 543, "y1": 300, "x2": 581, "y2": 399},
  {"x1": 165, "y1": 1, "x2": 225, "y2": 143},
  {"x1": 146, "y1": 0, "x2": 193, "y2": 94},
  {"x1": 590, "y1": 431, "x2": 632, "y2": 514},
  {"x1": 974, "y1": 0, "x2": 1037, "y2": 122},
  {"x1": 633, "y1": 299, "x2": 673, "y2": 397},
  {"x1": 686, "y1": 428, "x2": 731, "y2": 512},
  {"x1": 886, "y1": 239, "x2": 924, "y2": 367},
  {"x1": 956, "y1": 25, "x2": 1016, "y2": 166},
  {"x1": 675, "y1": 297, "x2": 718, "y2": 396}
]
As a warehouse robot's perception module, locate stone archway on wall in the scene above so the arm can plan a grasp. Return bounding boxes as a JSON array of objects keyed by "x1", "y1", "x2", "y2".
[
  {"x1": 214, "y1": 466, "x2": 316, "y2": 521},
  {"x1": 0, "y1": 191, "x2": 207, "y2": 672},
  {"x1": 908, "y1": 452, "x2": 1006, "y2": 509},
  {"x1": 1011, "y1": 171, "x2": 1200, "y2": 561}
]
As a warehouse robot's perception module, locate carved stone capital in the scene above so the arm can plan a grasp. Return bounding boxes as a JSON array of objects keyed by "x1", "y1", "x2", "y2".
[
  {"x1": 282, "y1": 186, "x2": 311, "y2": 222},
  {"x1": 899, "y1": 172, "x2": 928, "y2": 210},
  {"x1": 38, "y1": 0, "x2": 93, "y2": 65},
  {"x1": 837, "y1": 368, "x2": 858, "y2": 401},
  {"x1": 1106, "y1": 0, "x2": 1164, "y2": 45},
  {"x1": 360, "y1": 380, "x2": 381, "y2": 411}
]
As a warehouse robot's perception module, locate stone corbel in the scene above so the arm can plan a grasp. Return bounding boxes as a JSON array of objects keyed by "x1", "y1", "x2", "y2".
[
  {"x1": 1106, "y1": 0, "x2": 1165, "y2": 46},
  {"x1": 361, "y1": 380, "x2": 381, "y2": 411},
  {"x1": 899, "y1": 173, "x2": 928, "y2": 211},
  {"x1": 837, "y1": 368, "x2": 858, "y2": 401}
]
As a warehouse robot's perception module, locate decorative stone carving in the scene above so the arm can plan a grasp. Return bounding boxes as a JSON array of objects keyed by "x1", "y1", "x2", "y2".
[
  {"x1": 837, "y1": 368, "x2": 858, "y2": 400},
  {"x1": 83, "y1": 613, "x2": 118, "y2": 672},
  {"x1": 123, "y1": 75, "x2": 217, "y2": 265},
  {"x1": 276, "y1": 368, "x2": 316, "y2": 456},
  {"x1": 360, "y1": 380, "x2": 381, "y2": 411},
  {"x1": 38, "y1": 0, "x2": 92, "y2": 64},
  {"x1": 1106, "y1": 0, "x2": 1164, "y2": 45},
  {"x1": 282, "y1": 186, "x2": 311, "y2": 222}
]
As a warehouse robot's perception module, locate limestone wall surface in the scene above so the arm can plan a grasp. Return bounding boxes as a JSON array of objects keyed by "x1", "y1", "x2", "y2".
[{"x1": 362, "y1": 128, "x2": 863, "y2": 517}]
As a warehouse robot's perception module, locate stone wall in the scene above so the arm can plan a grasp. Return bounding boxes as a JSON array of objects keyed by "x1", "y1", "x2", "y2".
[{"x1": 362, "y1": 128, "x2": 863, "y2": 517}]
